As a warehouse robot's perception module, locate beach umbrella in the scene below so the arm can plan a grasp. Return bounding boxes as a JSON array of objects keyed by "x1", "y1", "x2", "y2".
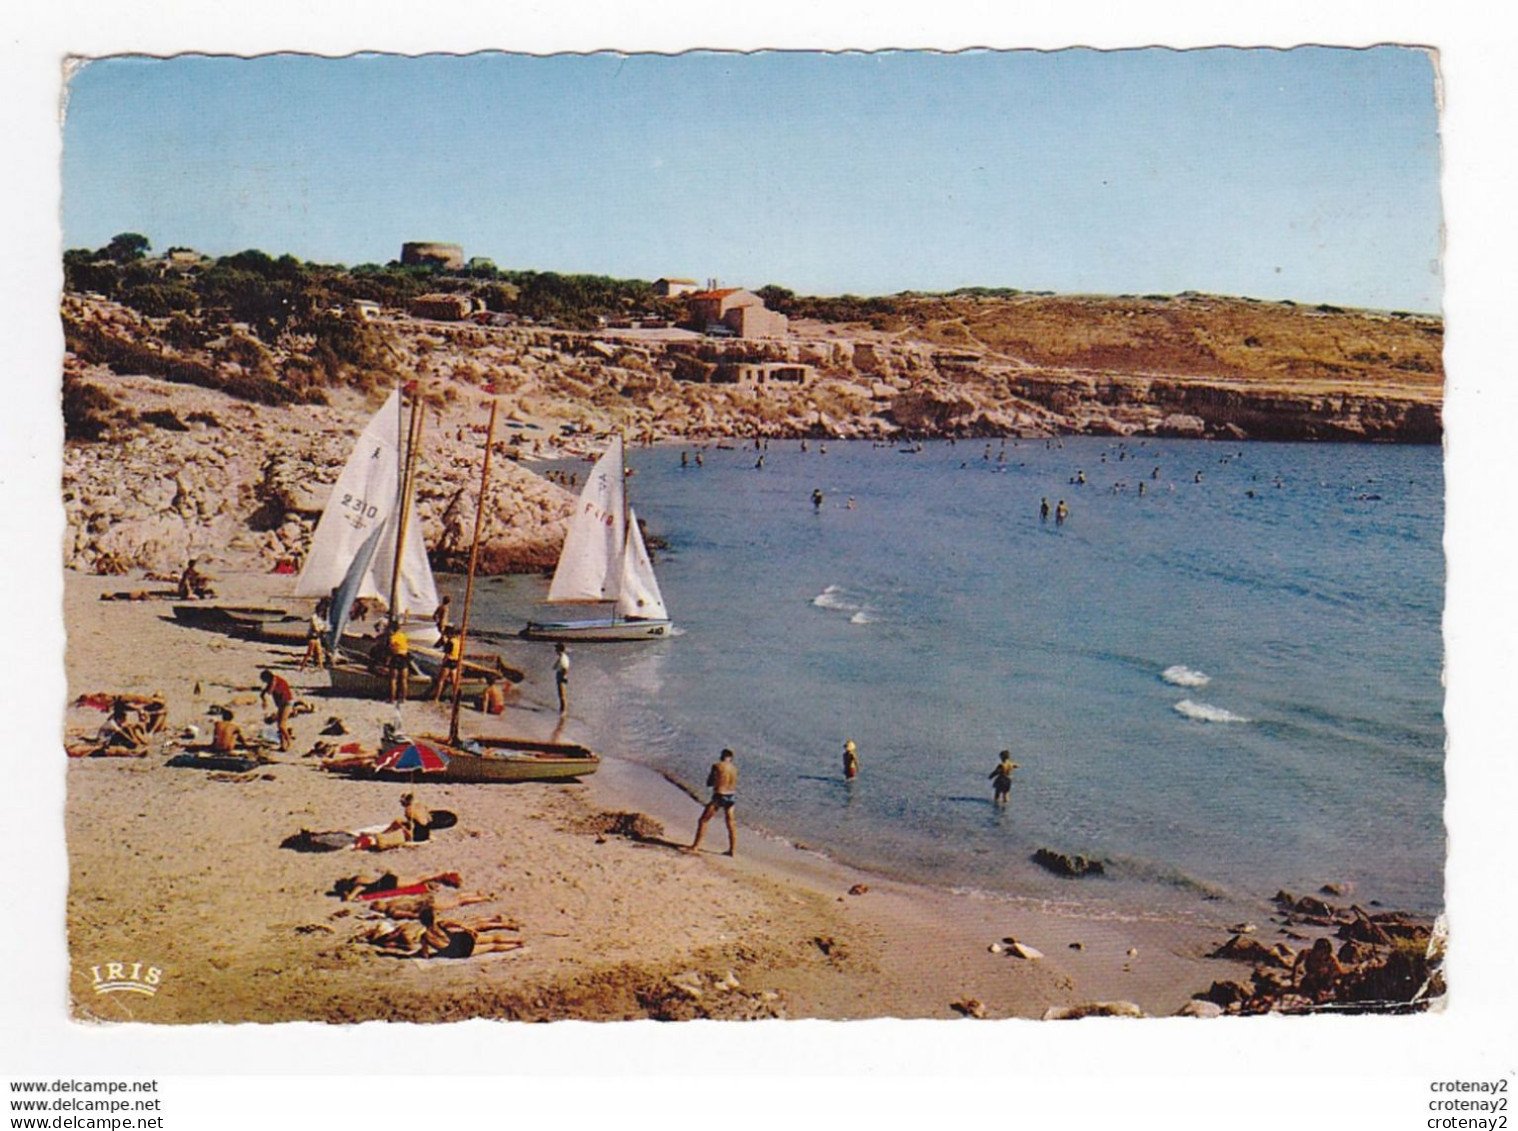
[{"x1": 375, "y1": 741, "x2": 450, "y2": 773}]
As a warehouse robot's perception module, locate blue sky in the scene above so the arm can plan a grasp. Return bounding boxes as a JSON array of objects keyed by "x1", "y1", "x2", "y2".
[{"x1": 62, "y1": 47, "x2": 1442, "y2": 311}]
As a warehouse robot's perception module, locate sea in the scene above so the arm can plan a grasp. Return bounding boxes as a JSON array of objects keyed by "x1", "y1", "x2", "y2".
[{"x1": 454, "y1": 435, "x2": 1445, "y2": 925}]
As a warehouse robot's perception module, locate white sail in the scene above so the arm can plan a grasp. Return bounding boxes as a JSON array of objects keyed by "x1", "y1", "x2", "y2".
[
  {"x1": 295, "y1": 389, "x2": 404, "y2": 598},
  {"x1": 374, "y1": 482, "x2": 440, "y2": 619},
  {"x1": 546, "y1": 436, "x2": 627, "y2": 604},
  {"x1": 616, "y1": 506, "x2": 668, "y2": 621},
  {"x1": 294, "y1": 389, "x2": 438, "y2": 617}
]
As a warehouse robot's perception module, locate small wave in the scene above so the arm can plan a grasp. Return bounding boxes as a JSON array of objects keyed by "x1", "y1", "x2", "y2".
[
  {"x1": 1161, "y1": 664, "x2": 1211, "y2": 688},
  {"x1": 812, "y1": 585, "x2": 859, "y2": 612},
  {"x1": 849, "y1": 611, "x2": 875, "y2": 626},
  {"x1": 1173, "y1": 699, "x2": 1251, "y2": 724}
]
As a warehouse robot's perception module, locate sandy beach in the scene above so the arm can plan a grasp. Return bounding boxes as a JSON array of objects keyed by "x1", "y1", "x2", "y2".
[{"x1": 63, "y1": 566, "x2": 1250, "y2": 1024}]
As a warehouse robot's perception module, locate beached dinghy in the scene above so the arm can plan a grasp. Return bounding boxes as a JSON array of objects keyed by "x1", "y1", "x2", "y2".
[
  {"x1": 325, "y1": 659, "x2": 489, "y2": 702},
  {"x1": 326, "y1": 734, "x2": 599, "y2": 783},
  {"x1": 424, "y1": 736, "x2": 599, "y2": 783},
  {"x1": 171, "y1": 604, "x2": 291, "y2": 633},
  {"x1": 523, "y1": 436, "x2": 673, "y2": 642}
]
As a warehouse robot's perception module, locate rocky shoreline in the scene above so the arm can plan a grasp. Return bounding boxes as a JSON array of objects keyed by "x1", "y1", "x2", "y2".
[{"x1": 61, "y1": 290, "x2": 1444, "y2": 579}]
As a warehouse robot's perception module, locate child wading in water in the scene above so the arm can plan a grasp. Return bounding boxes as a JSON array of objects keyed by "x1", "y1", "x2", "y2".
[{"x1": 990, "y1": 750, "x2": 1019, "y2": 805}]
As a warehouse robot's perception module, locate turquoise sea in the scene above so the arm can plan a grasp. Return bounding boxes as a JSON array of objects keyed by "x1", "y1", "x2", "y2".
[{"x1": 458, "y1": 436, "x2": 1445, "y2": 923}]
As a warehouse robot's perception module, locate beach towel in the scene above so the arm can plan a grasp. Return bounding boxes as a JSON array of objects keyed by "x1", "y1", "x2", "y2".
[
  {"x1": 281, "y1": 830, "x2": 359, "y2": 853},
  {"x1": 354, "y1": 882, "x2": 432, "y2": 901}
]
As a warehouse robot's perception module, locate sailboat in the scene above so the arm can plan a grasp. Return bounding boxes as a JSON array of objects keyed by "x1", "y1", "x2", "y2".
[
  {"x1": 522, "y1": 435, "x2": 673, "y2": 642},
  {"x1": 326, "y1": 398, "x2": 600, "y2": 783},
  {"x1": 295, "y1": 388, "x2": 442, "y2": 697}
]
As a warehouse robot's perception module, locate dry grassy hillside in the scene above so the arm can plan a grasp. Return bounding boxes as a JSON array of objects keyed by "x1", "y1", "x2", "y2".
[{"x1": 862, "y1": 292, "x2": 1443, "y2": 398}]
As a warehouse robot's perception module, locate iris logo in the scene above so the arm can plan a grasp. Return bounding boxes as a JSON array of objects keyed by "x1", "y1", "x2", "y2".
[{"x1": 88, "y1": 961, "x2": 163, "y2": 996}]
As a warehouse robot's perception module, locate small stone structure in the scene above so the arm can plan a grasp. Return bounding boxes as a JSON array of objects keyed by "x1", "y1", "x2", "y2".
[
  {"x1": 409, "y1": 293, "x2": 475, "y2": 321},
  {"x1": 401, "y1": 242, "x2": 465, "y2": 270},
  {"x1": 723, "y1": 362, "x2": 812, "y2": 387}
]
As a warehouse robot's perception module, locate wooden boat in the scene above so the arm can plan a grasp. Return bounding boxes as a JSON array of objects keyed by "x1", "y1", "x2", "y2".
[
  {"x1": 522, "y1": 436, "x2": 674, "y2": 642},
  {"x1": 330, "y1": 735, "x2": 599, "y2": 783},
  {"x1": 428, "y1": 735, "x2": 600, "y2": 782},
  {"x1": 326, "y1": 660, "x2": 488, "y2": 702}
]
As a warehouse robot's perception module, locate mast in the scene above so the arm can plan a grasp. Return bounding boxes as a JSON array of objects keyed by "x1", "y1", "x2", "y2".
[
  {"x1": 449, "y1": 397, "x2": 499, "y2": 745},
  {"x1": 615, "y1": 429, "x2": 629, "y2": 626},
  {"x1": 387, "y1": 386, "x2": 425, "y2": 625}
]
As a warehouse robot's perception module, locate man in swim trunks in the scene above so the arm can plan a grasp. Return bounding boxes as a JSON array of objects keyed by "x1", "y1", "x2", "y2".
[
  {"x1": 843, "y1": 739, "x2": 859, "y2": 780},
  {"x1": 690, "y1": 748, "x2": 739, "y2": 855},
  {"x1": 210, "y1": 707, "x2": 248, "y2": 754},
  {"x1": 428, "y1": 627, "x2": 463, "y2": 701},
  {"x1": 386, "y1": 622, "x2": 411, "y2": 704}
]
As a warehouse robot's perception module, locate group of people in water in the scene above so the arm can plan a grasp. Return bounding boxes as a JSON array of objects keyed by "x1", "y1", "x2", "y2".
[{"x1": 684, "y1": 739, "x2": 1024, "y2": 859}]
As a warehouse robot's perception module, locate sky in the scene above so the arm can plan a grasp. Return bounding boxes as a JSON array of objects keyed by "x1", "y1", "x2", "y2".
[{"x1": 61, "y1": 47, "x2": 1443, "y2": 311}]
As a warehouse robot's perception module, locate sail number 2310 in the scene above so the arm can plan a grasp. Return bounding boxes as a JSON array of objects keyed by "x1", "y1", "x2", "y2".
[{"x1": 340, "y1": 493, "x2": 381, "y2": 520}]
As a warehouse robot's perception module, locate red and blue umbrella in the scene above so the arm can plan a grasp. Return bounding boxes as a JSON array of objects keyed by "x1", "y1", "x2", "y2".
[{"x1": 375, "y1": 741, "x2": 450, "y2": 773}]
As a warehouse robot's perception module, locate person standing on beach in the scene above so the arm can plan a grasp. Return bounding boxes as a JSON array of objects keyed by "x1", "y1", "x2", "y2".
[
  {"x1": 432, "y1": 595, "x2": 452, "y2": 636},
  {"x1": 1039, "y1": 497, "x2": 1050, "y2": 522},
  {"x1": 1055, "y1": 500, "x2": 1069, "y2": 526},
  {"x1": 259, "y1": 669, "x2": 295, "y2": 752},
  {"x1": 553, "y1": 643, "x2": 570, "y2": 714},
  {"x1": 812, "y1": 488, "x2": 824, "y2": 512},
  {"x1": 386, "y1": 621, "x2": 411, "y2": 704},
  {"x1": 843, "y1": 739, "x2": 859, "y2": 781},
  {"x1": 299, "y1": 608, "x2": 328, "y2": 671},
  {"x1": 690, "y1": 749, "x2": 739, "y2": 855},
  {"x1": 989, "y1": 750, "x2": 1019, "y2": 804},
  {"x1": 429, "y1": 626, "x2": 463, "y2": 702}
]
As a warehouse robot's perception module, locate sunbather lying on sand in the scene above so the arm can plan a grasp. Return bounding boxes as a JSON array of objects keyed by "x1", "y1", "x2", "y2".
[
  {"x1": 332, "y1": 871, "x2": 463, "y2": 901},
  {"x1": 359, "y1": 921, "x2": 424, "y2": 954},
  {"x1": 366, "y1": 891, "x2": 495, "y2": 919},
  {"x1": 416, "y1": 905, "x2": 524, "y2": 959},
  {"x1": 358, "y1": 906, "x2": 523, "y2": 959}
]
